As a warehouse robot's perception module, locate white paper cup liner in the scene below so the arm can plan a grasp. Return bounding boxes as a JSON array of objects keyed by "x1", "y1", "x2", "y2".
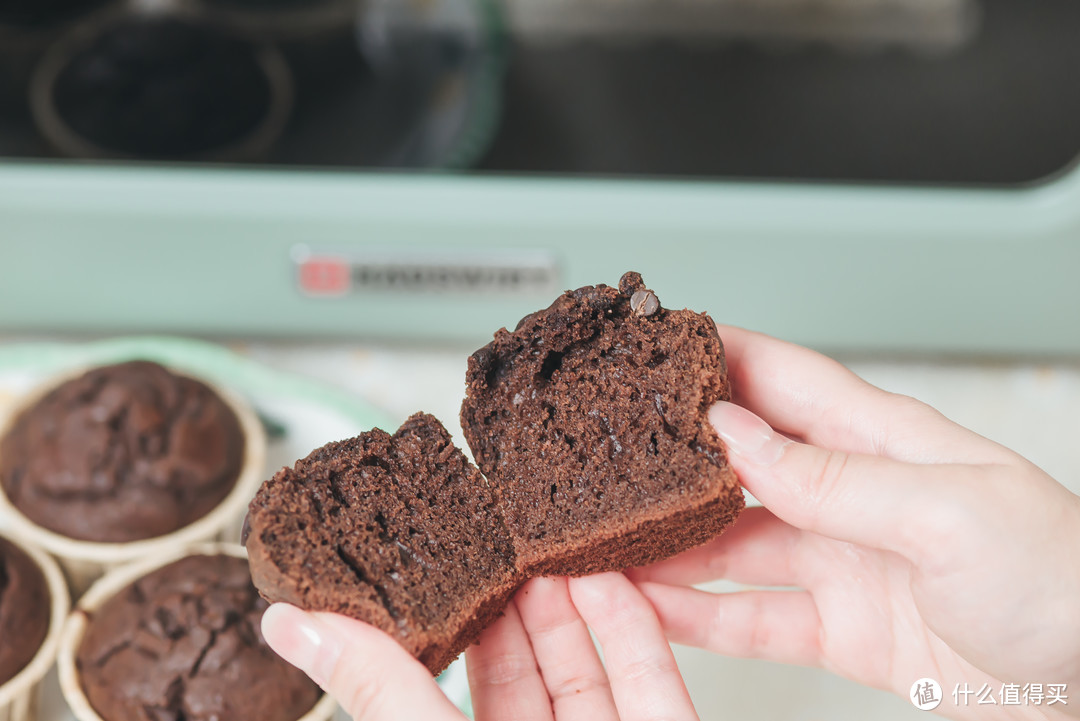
[
  {"x1": 0, "y1": 364, "x2": 268, "y2": 596},
  {"x1": 0, "y1": 533, "x2": 71, "y2": 721},
  {"x1": 58, "y1": 542, "x2": 339, "y2": 721}
]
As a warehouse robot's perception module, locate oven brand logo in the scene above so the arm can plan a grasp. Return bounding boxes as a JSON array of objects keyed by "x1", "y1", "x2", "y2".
[
  {"x1": 297, "y1": 256, "x2": 352, "y2": 297},
  {"x1": 293, "y1": 247, "x2": 560, "y2": 297}
]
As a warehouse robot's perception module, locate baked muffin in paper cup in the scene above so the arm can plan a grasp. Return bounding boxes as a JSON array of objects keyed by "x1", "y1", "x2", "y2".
[
  {"x1": 0, "y1": 532, "x2": 70, "y2": 721},
  {"x1": 58, "y1": 542, "x2": 338, "y2": 721},
  {"x1": 0, "y1": 362, "x2": 267, "y2": 596}
]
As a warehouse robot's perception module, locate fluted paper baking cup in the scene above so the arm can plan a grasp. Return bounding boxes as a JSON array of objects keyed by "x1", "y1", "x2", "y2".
[{"x1": 0, "y1": 365, "x2": 268, "y2": 596}]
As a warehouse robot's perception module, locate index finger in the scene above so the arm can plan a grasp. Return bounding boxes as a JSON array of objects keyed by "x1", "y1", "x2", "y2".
[
  {"x1": 261, "y1": 605, "x2": 464, "y2": 721},
  {"x1": 568, "y1": 573, "x2": 698, "y2": 721},
  {"x1": 716, "y1": 324, "x2": 1013, "y2": 465}
]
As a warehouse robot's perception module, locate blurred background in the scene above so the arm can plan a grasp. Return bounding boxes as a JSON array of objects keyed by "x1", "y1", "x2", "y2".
[{"x1": 1, "y1": 0, "x2": 1079, "y2": 718}]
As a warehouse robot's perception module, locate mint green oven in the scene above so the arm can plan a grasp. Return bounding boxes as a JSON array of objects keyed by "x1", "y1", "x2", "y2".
[{"x1": 1, "y1": 0, "x2": 1078, "y2": 356}]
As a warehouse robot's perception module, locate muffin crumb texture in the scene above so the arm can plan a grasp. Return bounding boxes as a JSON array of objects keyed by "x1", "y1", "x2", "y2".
[
  {"x1": 462, "y1": 270, "x2": 741, "y2": 574},
  {"x1": 76, "y1": 554, "x2": 321, "y2": 721},
  {"x1": 0, "y1": 537, "x2": 51, "y2": 685},
  {"x1": 247, "y1": 272, "x2": 744, "y2": 675},
  {"x1": 246, "y1": 413, "x2": 520, "y2": 675},
  {"x1": 0, "y1": 361, "x2": 245, "y2": 543}
]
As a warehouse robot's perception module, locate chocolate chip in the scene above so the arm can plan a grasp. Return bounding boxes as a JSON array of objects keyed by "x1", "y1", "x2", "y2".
[
  {"x1": 618, "y1": 271, "x2": 645, "y2": 295},
  {"x1": 630, "y1": 290, "x2": 660, "y2": 317}
]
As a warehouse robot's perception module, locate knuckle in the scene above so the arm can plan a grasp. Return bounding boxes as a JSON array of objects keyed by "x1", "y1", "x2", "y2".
[
  {"x1": 745, "y1": 596, "x2": 773, "y2": 655},
  {"x1": 884, "y1": 391, "x2": 935, "y2": 419},
  {"x1": 604, "y1": 598, "x2": 656, "y2": 639},
  {"x1": 340, "y1": 664, "x2": 388, "y2": 720},
  {"x1": 547, "y1": 669, "x2": 611, "y2": 701},
  {"x1": 469, "y1": 652, "x2": 538, "y2": 688},
  {"x1": 527, "y1": 612, "x2": 580, "y2": 641},
  {"x1": 706, "y1": 593, "x2": 768, "y2": 658},
  {"x1": 586, "y1": 587, "x2": 652, "y2": 638},
  {"x1": 620, "y1": 653, "x2": 678, "y2": 683},
  {"x1": 899, "y1": 480, "x2": 985, "y2": 567},
  {"x1": 704, "y1": 597, "x2": 729, "y2": 651},
  {"x1": 806, "y1": 449, "x2": 853, "y2": 513},
  {"x1": 878, "y1": 393, "x2": 948, "y2": 449}
]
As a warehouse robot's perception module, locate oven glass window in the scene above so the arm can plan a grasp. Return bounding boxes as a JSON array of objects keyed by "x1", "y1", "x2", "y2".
[{"x1": 1, "y1": 0, "x2": 1077, "y2": 184}]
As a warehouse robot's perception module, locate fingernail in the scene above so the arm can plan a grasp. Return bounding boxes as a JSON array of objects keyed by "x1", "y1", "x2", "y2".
[
  {"x1": 261, "y1": 604, "x2": 342, "y2": 688},
  {"x1": 708, "y1": 401, "x2": 788, "y2": 466}
]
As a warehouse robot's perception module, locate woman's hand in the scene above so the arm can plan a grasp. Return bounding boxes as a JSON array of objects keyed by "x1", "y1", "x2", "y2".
[
  {"x1": 261, "y1": 572, "x2": 700, "y2": 720},
  {"x1": 629, "y1": 325, "x2": 1080, "y2": 719}
]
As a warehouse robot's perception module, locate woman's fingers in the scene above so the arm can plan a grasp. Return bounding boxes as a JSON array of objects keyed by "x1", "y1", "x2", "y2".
[
  {"x1": 709, "y1": 401, "x2": 990, "y2": 562},
  {"x1": 568, "y1": 573, "x2": 699, "y2": 721},
  {"x1": 627, "y1": 506, "x2": 803, "y2": 588},
  {"x1": 466, "y1": 600, "x2": 554, "y2": 721},
  {"x1": 715, "y1": 324, "x2": 1010, "y2": 464},
  {"x1": 636, "y1": 583, "x2": 822, "y2": 667},
  {"x1": 716, "y1": 324, "x2": 896, "y2": 454},
  {"x1": 261, "y1": 604, "x2": 464, "y2": 721},
  {"x1": 513, "y1": 577, "x2": 619, "y2": 721}
]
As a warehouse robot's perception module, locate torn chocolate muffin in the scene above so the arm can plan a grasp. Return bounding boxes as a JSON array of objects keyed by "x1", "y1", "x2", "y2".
[{"x1": 246, "y1": 272, "x2": 743, "y2": 674}]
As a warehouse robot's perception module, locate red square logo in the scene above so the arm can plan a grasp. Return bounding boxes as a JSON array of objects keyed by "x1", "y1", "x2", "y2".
[{"x1": 298, "y1": 257, "x2": 351, "y2": 296}]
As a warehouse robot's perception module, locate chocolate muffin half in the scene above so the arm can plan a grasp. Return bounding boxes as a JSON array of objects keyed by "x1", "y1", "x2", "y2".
[
  {"x1": 461, "y1": 271, "x2": 743, "y2": 575},
  {"x1": 246, "y1": 413, "x2": 520, "y2": 675}
]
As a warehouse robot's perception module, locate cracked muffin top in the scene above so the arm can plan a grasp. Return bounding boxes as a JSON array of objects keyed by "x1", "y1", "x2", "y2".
[
  {"x1": 0, "y1": 361, "x2": 245, "y2": 543},
  {"x1": 76, "y1": 553, "x2": 321, "y2": 721}
]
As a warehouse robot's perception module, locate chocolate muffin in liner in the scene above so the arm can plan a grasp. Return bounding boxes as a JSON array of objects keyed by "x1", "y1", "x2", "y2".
[
  {"x1": 0, "y1": 532, "x2": 70, "y2": 721},
  {"x1": 57, "y1": 542, "x2": 337, "y2": 721},
  {"x1": 0, "y1": 362, "x2": 267, "y2": 595}
]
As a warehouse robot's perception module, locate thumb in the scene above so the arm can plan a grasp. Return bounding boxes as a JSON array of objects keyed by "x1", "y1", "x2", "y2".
[
  {"x1": 261, "y1": 604, "x2": 464, "y2": 721},
  {"x1": 709, "y1": 401, "x2": 971, "y2": 561}
]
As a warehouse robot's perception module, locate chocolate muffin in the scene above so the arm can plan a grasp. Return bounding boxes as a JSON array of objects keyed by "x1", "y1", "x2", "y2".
[
  {"x1": 246, "y1": 413, "x2": 520, "y2": 675},
  {"x1": 0, "y1": 361, "x2": 246, "y2": 543},
  {"x1": 461, "y1": 271, "x2": 743, "y2": 575},
  {"x1": 246, "y1": 273, "x2": 743, "y2": 674},
  {"x1": 76, "y1": 554, "x2": 321, "y2": 721},
  {"x1": 0, "y1": 537, "x2": 51, "y2": 686}
]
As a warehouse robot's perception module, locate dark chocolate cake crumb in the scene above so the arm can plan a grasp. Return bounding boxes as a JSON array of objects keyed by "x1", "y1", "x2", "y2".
[
  {"x1": 462, "y1": 271, "x2": 743, "y2": 574},
  {"x1": 246, "y1": 413, "x2": 519, "y2": 675},
  {"x1": 0, "y1": 361, "x2": 246, "y2": 543},
  {"x1": 76, "y1": 554, "x2": 320, "y2": 721}
]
